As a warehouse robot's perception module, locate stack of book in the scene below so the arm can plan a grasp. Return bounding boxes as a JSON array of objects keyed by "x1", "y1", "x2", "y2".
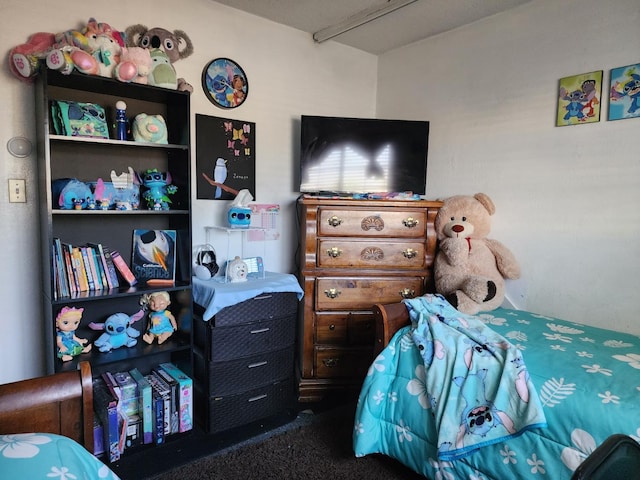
[
  {"x1": 93, "y1": 362, "x2": 193, "y2": 462},
  {"x1": 52, "y1": 239, "x2": 136, "y2": 299}
]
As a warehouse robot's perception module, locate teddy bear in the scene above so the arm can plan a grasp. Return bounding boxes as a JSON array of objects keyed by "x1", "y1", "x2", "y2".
[
  {"x1": 433, "y1": 192, "x2": 520, "y2": 315},
  {"x1": 124, "y1": 24, "x2": 194, "y2": 92}
]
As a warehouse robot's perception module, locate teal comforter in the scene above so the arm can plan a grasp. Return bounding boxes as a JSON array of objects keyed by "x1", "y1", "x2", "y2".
[{"x1": 354, "y1": 302, "x2": 640, "y2": 479}]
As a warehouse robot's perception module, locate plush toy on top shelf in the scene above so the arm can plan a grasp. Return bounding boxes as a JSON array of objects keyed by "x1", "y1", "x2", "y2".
[
  {"x1": 433, "y1": 193, "x2": 521, "y2": 315},
  {"x1": 139, "y1": 168, "x2": 177, "y2": 210},
  {"x1": 88, "y1": 309, "x2": 145, "y2": 352},
  {"x1": 124, "y1": 24, "x2": 194, "y2": 92},
  {"x1": 8, "y1": 31, "x2": 56, "y2": 82},
  {"x1": 55, "y1": 306, "x2": 92, "y2": 362},
  {"x1": 139, "y1": 291, "x2": 177, "y2": 345}
]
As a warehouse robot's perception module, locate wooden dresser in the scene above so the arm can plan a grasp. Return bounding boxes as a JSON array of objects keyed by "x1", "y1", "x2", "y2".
[{"x1": 297, "y1": 196, "x2": 442, "y2": 402}]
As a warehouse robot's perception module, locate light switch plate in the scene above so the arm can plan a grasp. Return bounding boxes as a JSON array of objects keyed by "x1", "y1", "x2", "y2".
[{"x1": 8, "y1": 179, "x2": 26, "y2": 203}]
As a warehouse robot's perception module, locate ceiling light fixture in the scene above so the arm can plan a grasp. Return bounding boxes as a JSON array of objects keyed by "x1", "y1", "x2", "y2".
[{"x1": 313, "y1": 0, "x2": 418, "y2": 44}]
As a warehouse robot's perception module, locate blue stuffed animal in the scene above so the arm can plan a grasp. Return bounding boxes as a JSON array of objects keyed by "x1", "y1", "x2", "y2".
[
  {"x1": 140, "y1": 168, "x2": 177, "y2": 210},
  {"x1": 52, "y1": 178, "x2": 93, "y2": 210},
  {"x1": 88, "y1": 309, "x2": 145, "y2": 352}
]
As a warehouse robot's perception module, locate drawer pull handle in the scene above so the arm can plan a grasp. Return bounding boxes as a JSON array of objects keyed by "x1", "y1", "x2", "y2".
[
  {"x1": 323, "y1": 358, "x2": 340, "y2": 368},
  {"x1": 326, "y1": 247, "x2": 342, "y2": 258},
  {"x1": 250, "y1": 328, "x2": 270, "y2": 334},
  {"x1": 403, "y1": 217, "x2": 419, "y2": 228},
  {"x1": 402, "y1": 248, "x2": 417, "y2": 259},
  {"x1": 327, "y1": 215, "x2": 343, "y2": 227},
  {"x1": 248, "y1": 394, "x2": 268, "y2": 402},
  {"x1": 399, "y1": 288, "x2": 416, "y2": 299},
  {"x1": 324, "y1": 288, "x2": 342, "y2": 299},
  {"x1": 329, "y1": 324, "x2": 336, "y2": 330},
  {"x1": 248, "y1": 361, "x2": 268, "y2": 368}
]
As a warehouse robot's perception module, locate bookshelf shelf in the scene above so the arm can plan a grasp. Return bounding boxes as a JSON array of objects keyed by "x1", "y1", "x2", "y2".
[{"x1": 35, "y1": 69, "x2": 194, "y2": 459}]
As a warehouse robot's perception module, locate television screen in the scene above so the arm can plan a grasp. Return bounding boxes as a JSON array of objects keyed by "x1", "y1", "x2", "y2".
[{"x1": 299, "y1": 115, "x2": 429, "y2": 195}]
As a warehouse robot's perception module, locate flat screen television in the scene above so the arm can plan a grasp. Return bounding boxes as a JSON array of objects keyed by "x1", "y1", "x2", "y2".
[{"x1": 298, "y1": 115, "x2": 429, "y2": 195}]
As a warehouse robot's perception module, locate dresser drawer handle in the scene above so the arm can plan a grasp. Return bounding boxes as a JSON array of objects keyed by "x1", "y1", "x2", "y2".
[
  {"x1": 323, "y1": 358, "x2": 340, "y2": 368},
  {"x1": 402, "y1": 248, "x2": 417, "y2": 259},
  {"x1": 248, "y1": 394, "x2": 268, "y2": 402},
  {"x1": 324, "y1": 288, "x2": 342, "y2": 299},
  {"x1": 248, "y1": 361, "x2": 268, "y2": 368},
  {"x1": 399, "y1": 288, "x2": 416, "y2": 299},
  {"x1": 327, "y1": 215, "x2": 343, "y2": 227},
  {"x1": 403, "y1": 217, "x2": 419, "y2": 228},
  {"x1": 329, "y1": 324, "x2": 336, "y2": 330},
  {"x1": 326, "y1": 247, "x2": 342, "y2": 258},
  {"x1": 250, "y1": 328, "x2": 270, "y2": 334}
]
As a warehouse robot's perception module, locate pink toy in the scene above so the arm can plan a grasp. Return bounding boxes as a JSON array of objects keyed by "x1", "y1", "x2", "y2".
[
  {"x1": 8, "y1": 32, "x2": 56, "y2": 82},
  {"x1": 115, "y1": 46, "x2": 152, "y2": 84}
]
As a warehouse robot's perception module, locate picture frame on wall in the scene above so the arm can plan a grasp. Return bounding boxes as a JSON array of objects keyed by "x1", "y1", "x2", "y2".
[
  {"x1": 556, "y1": 70, "x2": 603, "y2": 126},
  {"x1": 608, "y1": 63, "x2": 640, "y2": 121},
  {"x1": 201, "y1": 58, "x2": 249, "y2": 109}
]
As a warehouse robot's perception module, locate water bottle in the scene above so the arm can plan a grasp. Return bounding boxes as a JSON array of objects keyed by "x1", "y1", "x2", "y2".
[{"x1": 115, "y1": 100, "x2": 128, "y2": 141}]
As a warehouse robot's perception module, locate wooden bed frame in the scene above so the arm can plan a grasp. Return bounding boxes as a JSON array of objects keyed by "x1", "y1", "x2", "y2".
[
  {"x1": 0, "y1": 361, "x2": 94, "y2": 453},
  {"x1": 373, "y1": 302, "x2": 411, "y2": 355}
]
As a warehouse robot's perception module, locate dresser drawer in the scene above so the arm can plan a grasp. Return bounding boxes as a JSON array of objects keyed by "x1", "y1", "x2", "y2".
[
  {"x1": 315, "y1": 312, "x2": 374, "y2": 345},
  {"x1": 317, "y1": 239, "x2": 426, "y2": 269},
  {"x1": 315, "y1": 347, "x2": 373, "y2": 379},
  {"x1": 208, "y1": 314, "x2": 296, "y2": 361},
  {"x1": 214, "y1": 292, "x2": 299, "y2": 326},
  {"x1": 316, "y1": 277, "x2": 424, "y2": 310},
  {"x1": 195, "y1": 346, "x2": 294, "y2": 396},
  {"x1": 318, "y1": 207, "x2": 427, "y2": 238}
]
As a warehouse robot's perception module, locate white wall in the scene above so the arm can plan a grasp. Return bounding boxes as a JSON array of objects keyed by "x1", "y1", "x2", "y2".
[
  {"x1": 0, "y1": 0, "x2": 377, "y2": 383},
  {"x1": 377, "y1": 0, "x2": 640, "y2": 335}
]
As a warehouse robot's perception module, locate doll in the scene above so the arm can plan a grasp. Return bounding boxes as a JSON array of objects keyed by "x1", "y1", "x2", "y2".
[
  {"x1": 140, "y1": 291, "x2": 177, "y2": 344},
  {"x1": 56, "y1": 306, "x2": 91, "y2": 361}
]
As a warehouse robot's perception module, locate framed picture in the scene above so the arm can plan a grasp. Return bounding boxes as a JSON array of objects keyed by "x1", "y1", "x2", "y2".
[
  {"x1": 556, "y1": 70, "x2": 603, "y2": 126},
  {"x1": 608, "y1": 63, "x2": 640, "y2": 121},
  {"x1": 195, "y1": 114, "x2": 255, "y2": 200},
  {"x1": 201, "y1": 58, "x2": 248, "y2": 109}
]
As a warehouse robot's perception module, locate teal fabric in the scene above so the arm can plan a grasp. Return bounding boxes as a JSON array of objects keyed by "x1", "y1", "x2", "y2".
[
  {"x1": 354, "y1": 306, "x2": 640, "y2": 479},
  {"x1": 404, "y1": 294, "x2": 547, "y2": 461},
  {"x1": 0, "y1": 433, "x2": 119, "y2": 479}
]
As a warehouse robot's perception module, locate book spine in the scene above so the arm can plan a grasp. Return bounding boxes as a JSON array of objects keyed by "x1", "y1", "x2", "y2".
[
  {"x1": 92, "y1": 243, "x2": 115, "y2": 289},
  {"x1": 83, "y1": 246, "x2": 100, "y2": 290},
  {"x1": 53, "y1": 238, "x2": 68, "y2": 298},
  {"x1": 111, "y1": 250, "x2": 137, "y2": 286},
  {"x1": 151, "y1": 389, "x2": 165, "y2": 445},
  {"x1": 101, "y1": 245, "x2": 120, "y2": 289},
  {"x1": 89, "y1": 245, "x2": 108, "y2": 289},
  {"x1": 153, "y1": 368, "x2": 179, "y2": 434},
  {"x1": 129, "y1": 368, "x2": 153, "y2": 444},
  {"x1": 159, "y1": 363, "x2": 193, "y2": 433},
  {"x1": 62, "y1": 244, "x2": 78, "y2": 294},
  {"x1": 93, "y1": 378, "x2": 120, "y2": 462},
  {"x1": 146, "y1": 372, "x2": 171, "y2": 436},
  {"x1": 72, "y1": 247, "x2": 89, "y2": 292}
]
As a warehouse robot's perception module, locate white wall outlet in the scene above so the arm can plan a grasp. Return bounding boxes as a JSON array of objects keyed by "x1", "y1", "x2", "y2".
[{"x1": 8, "y1": 179, "x2": 26, "y2": 203}]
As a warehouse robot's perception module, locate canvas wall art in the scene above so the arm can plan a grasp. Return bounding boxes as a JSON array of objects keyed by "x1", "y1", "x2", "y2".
[
  {"x1": 556, "y1": 70, "x2": 603, "y2": 126},
  {"x1": 608, "y1": 63, "x2": 640, "y2": 121}
]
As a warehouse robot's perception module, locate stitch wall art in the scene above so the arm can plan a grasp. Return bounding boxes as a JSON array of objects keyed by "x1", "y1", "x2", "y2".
[
  {"x1": 608, "y1": 63, "x2": 640, "y2": 121},
  {"x1": 556, "y1": 70, "x2": 603, "y2": 126}
]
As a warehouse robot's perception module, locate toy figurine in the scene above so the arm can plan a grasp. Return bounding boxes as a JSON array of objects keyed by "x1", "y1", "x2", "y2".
[
  {"x1": 88, "y1": 309, "x2": 145, "y2": 352},
  {"x1": 140, "y1": 291, "x2": 177, "y2": 344},
  {"x1": 140, "y1": 168, "x2": 177, "y2": 210},
  {"x1": 56, "y1": 306, "x2": 92, "y2": 361}
]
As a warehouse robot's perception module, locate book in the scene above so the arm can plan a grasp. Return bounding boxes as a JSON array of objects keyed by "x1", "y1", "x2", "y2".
[
  {"x1": 159, "y1": 363, "x2": 193, "y2": 433},
  {"x1": 101, "y1": 372, "x2": 127, "y2": 455},
  {"x1": 111, "y1": 250, "x2": 137, "y2": 286},
  {"x1": 131, "y1": 229, "x2": 176, "y2": 286},
  {"x1": 72, "y1": 246, "x2": 90, "y2": 292},
  {"x1": 129, "y1": 368, "x2": 153, "y2": 444},
  {"x1": 101, "y1": 244, "x2": 120, "y2": 289},
  {"x1": 88, "y1": 244, "x2": 108, "y2": 289},
  {"x1": 93, "y1": 378, "x2": 120, "y2": 462},
  {"x1": 146, "y1": 373, "x2": 171, "y2": 440},
  {"x1": 62, "y1": 243, "x2": 79, "y2": 294},
  {"x1": 152, "y1": 367, "x2": 179, "y2": 434},
  {"x1": 88, "y1": 243, "x2": 116, "y2": 289},
  {"x1": 53, "y1": 238, "x2": 68, "y2": 298},
  {"x1": 80, "y1": 246, "x2": 97, "y2": 291},
  {"x1": 150, "y1": 388, "x2": 165, "y2": 445}
]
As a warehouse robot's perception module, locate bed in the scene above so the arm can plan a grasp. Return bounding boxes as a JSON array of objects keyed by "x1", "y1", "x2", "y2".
[
  {"x1": 0, "y1": 361, "x2": 120, "y2": 479},
  {"x1": 353, "y1": 295, "x2": 640, "y2": 479}
]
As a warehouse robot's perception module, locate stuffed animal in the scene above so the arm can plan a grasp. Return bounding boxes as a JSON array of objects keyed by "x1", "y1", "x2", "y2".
[
  {"x1": 88, "y1": 310, "x2": 145, "y2": 352},
  {"x1": 132, "y1": 113, "x2": 168, "y2": 144},
  {"x1": 146, "y1": 49, "x2": 178, "y2": 90},
  {"x1": 124, "y1": 24, "x2": 194, "y2": 92},
  {"x1": 55, "y1": 306, "x2": 91, "y2": 361},
  {"x1": 52, "y1": 178, "x2": 93, "y2": 210},
  {"x1": 115, "y1": 46, "x2": 152, "y2": 84},
  {"x1": 139, "y1": 168, "x2": 177, "y2": 210},
  {"x1": 8, "y1": 32, "x2": 56, "y2": 82},
  {"x1": 433, "y1": 193, "x2": 521, "y2": 315}
]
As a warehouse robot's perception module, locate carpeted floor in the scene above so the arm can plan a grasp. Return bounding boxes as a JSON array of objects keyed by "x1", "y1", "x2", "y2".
[{"x1": 145, "y1": 402, "x2": 425, "y2": 480}]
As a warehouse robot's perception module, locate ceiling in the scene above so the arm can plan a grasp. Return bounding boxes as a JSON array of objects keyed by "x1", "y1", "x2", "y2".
[{"x1": 213, "y1": 0, "x2": 533, "y2": 55}]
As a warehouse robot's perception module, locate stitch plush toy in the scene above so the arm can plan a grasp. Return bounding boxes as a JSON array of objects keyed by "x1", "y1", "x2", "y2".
[
  {"x1": 55, "y1": 306, "x2": 92, "y2": 361},
  {"x1": 139, "y1": 168, "x2": 177, "y2": 210},
  {"x1": 434, "y1": 193, "x2": 520, "y2": 315},
  {"x1": 89, "y1": 310, "x2": 145, "y2": 352}
]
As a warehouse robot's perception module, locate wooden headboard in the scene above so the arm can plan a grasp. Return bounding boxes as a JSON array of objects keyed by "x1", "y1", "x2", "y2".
[
  {"x1": 0, "y1": 361, "x2": 94, "y2": 453},
  {"x1": 373, "y1": 302, "x2": 411, "y2": 355}
]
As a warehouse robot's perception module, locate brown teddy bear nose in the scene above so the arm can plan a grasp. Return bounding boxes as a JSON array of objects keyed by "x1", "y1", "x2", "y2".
[{"x1": 452, "y1": 225, "x2": 465, "y2": 233}]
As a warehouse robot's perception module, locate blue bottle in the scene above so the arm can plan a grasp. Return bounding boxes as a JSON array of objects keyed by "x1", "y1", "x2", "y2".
[{"x1": 115, "y1": 100, "x2": 128, "y2": 140}]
